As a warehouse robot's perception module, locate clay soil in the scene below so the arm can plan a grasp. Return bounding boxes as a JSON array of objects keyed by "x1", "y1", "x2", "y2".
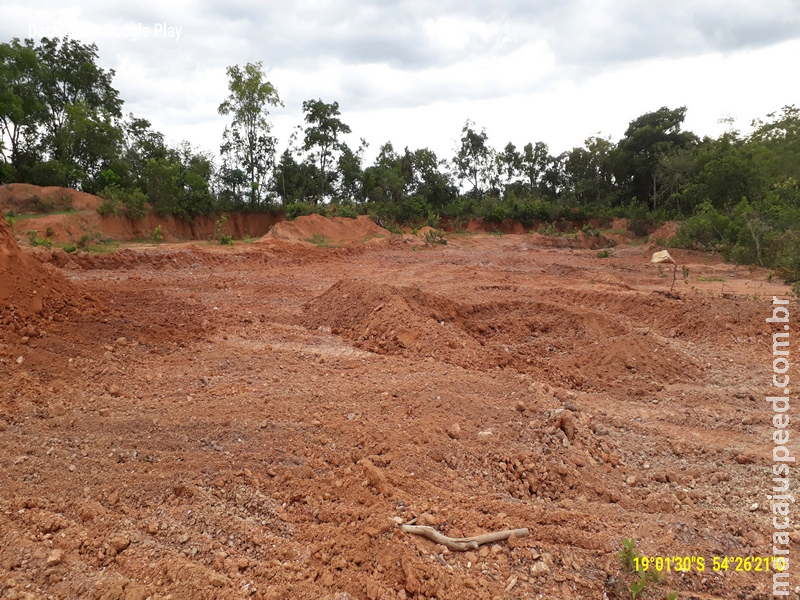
[{"x1": 0, "y1": 214, "x2": 798, "y2": 600}]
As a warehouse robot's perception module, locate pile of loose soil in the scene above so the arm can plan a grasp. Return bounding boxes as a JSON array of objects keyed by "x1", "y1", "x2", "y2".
[
  {"x1": 0, "y1": 183, "x2": 102, "y2": 213},
  {"x1": 304, "y1": 279, "x2": 485, "y2": 366},
  {"x1": 306, "y1": 279, "x2": 704, "y2": 390},
  {"x1": 0, "y1": 215, "x2": 94, "y2": 325},
  {"x1": 650, "y1": 221, "x2": 680, "y2": 241},
  {"x1": 262, "y1": 215, "x2": 391, "y2": 246}
]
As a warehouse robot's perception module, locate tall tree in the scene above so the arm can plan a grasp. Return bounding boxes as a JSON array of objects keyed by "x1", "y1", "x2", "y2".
[
  {"x1": 520, "y1": 141, "x2": 551, "y2": 196},
  {"x1": 0, "y1": 38, "x2": 43, "y2": 179},
  {"x1": 613, "y1": 106, "x2": 697, "y2": 208},
  {"x1": 218, "y1": 62, "x2": 282, "y2": 206},
  {"x1": 453, "y1": 120, "x2": 493, "y2": 198},
  {"x1": 36, "y1": 37, "x2": 123, "y2": 169},
  {"x1": 301, "y1": 99, "x2": 351, "y2": 203}
]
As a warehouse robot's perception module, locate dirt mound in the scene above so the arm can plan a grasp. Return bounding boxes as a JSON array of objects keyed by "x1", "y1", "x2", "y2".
[
  {"x1": 650, "y1": 220, "x2": 680, "y2": 241},
  {"x1": 0, "y1": 215, "x2": 81, "y2": 316},
  {"x1": 305, "y1": 280, "x2": 702, "y2": 390},
  {"x1": 263, "y1": 214, "x2": 391, "y2": 246},
  {"x1": 0, "y1": 184, "x2": 102, "y2": 213},
  {"x1": 304, "y1": 279, "x2": 485, "y2": 366}
]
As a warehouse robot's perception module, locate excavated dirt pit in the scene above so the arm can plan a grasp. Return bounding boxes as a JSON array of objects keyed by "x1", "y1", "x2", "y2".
[{"x1": 0, "y1": 220, "x2": 797, "y2": 599}]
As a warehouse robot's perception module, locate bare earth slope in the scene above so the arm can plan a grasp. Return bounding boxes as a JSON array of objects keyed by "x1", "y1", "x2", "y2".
[{"x1": 0, "y1": 229, "x2": 796, "y2": 599}]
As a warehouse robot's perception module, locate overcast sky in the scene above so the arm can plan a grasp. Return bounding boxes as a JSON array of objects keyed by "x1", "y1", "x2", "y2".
[{"x1": 3, "y1": 1, "x2": 800, "y2": 163}]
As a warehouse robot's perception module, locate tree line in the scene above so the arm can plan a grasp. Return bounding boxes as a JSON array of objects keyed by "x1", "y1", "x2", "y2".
[{"x1": 1, "y1": 37, "x2": 798, "y2": 282}]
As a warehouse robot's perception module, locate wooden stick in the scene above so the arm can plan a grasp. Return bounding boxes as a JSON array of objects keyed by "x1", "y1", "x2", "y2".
[{"x1": 399, "y1": 524, "x2": 529, "y2": 552}]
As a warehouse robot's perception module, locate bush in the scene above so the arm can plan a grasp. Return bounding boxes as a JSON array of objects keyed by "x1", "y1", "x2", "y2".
[
  {"x1": 285, "y1": 201, "x2": 325, "y2": 220},
  {"x1": 26, "y1": 230, "x2": 52, "y2": 248},
  {"x1": 98, "y1": 185, "x2": 147, "y2": 220},
  {"x1": 63, "y1": 243, "x2": 77, "y2": 253},
  {"x1": 214, "y1": 215, "x2": 233, "y2": 245},
  {"x1": 423, "y1": 229, "x2": 447, "y2": 245},
  {"x1": 330, "y1": 202, "x2": 359, "y2": 219}
]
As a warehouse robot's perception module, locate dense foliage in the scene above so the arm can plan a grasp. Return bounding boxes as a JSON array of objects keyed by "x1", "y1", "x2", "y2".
[{"x1": 1, "y1": 36, "x2": 798, "y2": 281}]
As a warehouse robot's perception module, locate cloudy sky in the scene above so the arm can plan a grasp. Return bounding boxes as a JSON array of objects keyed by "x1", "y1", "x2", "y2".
[{"x1": 3, "y1": 1, "x2": 800, "y2": 163}]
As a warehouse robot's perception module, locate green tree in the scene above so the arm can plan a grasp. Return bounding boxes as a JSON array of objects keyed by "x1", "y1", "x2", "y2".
[
  {"x1": 453, "y1": 120, "x2": 493, "y2": 198},
  {"x1": 336, "y1": 139, "x2": 367, "y2": 203},
  {"x1": 406, "y1": 147, "x2": 456, "y2": 209},
  {"x1": 36, "y1": 36, "x2": 123, "y2": 184},
  {"x1": 563, "y1": 136, "x2": 615, "y2": 205},
  {"x1": 0, "y1": 38, "x2": 43, "y2": 179},
  {"x1": 301, "y1": 99, "x2": 351, "y2": 203},
  {"x1": 613, "y1": 106, "x2": 697, "y2": 208},
  {"x1": 218, "y1": 62, "x2": 282, "y2": 206},
  {"x1": 520, "y1": 141, "x2": 550, "y2": 197}
]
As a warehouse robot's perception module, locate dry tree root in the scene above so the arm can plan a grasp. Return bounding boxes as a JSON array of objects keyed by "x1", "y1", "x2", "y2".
[{"x1": 398, "y1": 524, "x2": 529, "y2": 552}]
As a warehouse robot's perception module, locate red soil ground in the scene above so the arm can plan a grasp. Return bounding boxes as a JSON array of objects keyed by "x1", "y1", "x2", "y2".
[{"x1": 0, "y1": 198, "x2": 798, "y2": 599}]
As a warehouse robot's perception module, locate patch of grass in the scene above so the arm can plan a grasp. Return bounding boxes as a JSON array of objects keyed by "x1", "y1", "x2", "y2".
[
  {"x1": 26, "y1": 230, "x2": 52, "y2": 248},
  {"x1": 697, "y1": 276, "x2": 726, "y2": 282},
  {"x1": 305, "y1": 233, "x2": 332, "y2": 247},
  {"x1": 62, "y1": 243, "x2": 77, "y2": 253},
  {"x1": 74, "y1": 232, "x2": 115, "y2": 252},
  {"x1": 596, "y1": 249, "x2": 613, "y2": 258},
  {"x1": 487, "y1": 229, "x2": 503, "y2": 236}
]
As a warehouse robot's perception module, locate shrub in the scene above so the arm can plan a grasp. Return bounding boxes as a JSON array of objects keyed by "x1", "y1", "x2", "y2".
[
  {"x1": 151, "y1": 225, "x2": 163, "y2": 242},
  {"x1": 331, "y1": 202, "x2": 359, "y2": 219},
  {"x1": 423, "y1": 229, "x2": 447, "y2": 245},
  {"x1": 214, "y1": 215, "x2": 233, "y2": 245},
  {"x1": 63, "y1": 243, "x2": 77, "y2": 253},
  {"x1": 98, "y1": 185, "x2": 147, "y2": 220},
  {"x1": 26, "y1": 230, "x2": 52, "y2": 248}
]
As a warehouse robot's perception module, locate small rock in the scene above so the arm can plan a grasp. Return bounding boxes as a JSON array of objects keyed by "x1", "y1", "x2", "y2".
[
  {"x1": 109, "y1": 536, "x2": 130, "y2": 552},
  {"x1": 479, "y1": 546, "x2": 490, "y2": 558},
  {"x1": 107, "y1": 491, "x2": 119, "y2": 505},
  {"x1": 477, "y1": 430, "x2": 493, "y2": 440},
  {"x1": 417, "y1": 512, "x2": 439, "y2": 526},
  {"x1": 108, "y1": 384, "x2": 122, "y2": 398},
  {"x1": 49, "y1": 403, "x2": 67, "y2": 417},
  {"x1": 626, "y1": 475, "x2": 637, "y2": 486},
  {"x1": 514, "y1": 401, "x2": 526, "y2": 412},
  {"x1": 179, "y1": 533, "x2": 190, "y2": 544},
  {"x1": 465, "y1": 551, "x2": 478, "y2": 564},
  {"x1": 237, "y1": 557, "x2": 249, "y2": 570},
  {"x1": 558, "y1": 411, "x2": 576, "y2": 441},
  {"x1": 666, "y1": 470, "x2": 682, "y2": 484},
  {"x1": 735, "y1": 454, "x2": 755, "y2": 464},
  {"x1": 530, "y1": 561, "x2": 550, "y2": 577},
  {"x1": 749, "y1": 503, "x2": 759, "y2": 512},
  {"x1": 361, "y1": 458, "x2": 392, "y2": 496},
  {"x1": 46, "y1": 549, "x2": 64, "y2": 566},
  {"x1": 115, "y1": 337, "x2": 127, "y2": 346},
  {"x1": 208, "y1": 573, "x2": 229, "y2": 588},
  {"x1": 20, "y1": 336, "x2": 29, "y2": 345},
  {"x1": 16, "y1": 356, "x2": 23, "y2": 364},
  {"x1": 447, "y1": 423, "x2": 462, "y2": 440},
  {"x1": 99, "y1": 408, "x2": 110, "y2": 417},
  {"x1": 68, "y1": 464, "x2": 75, "y2": 472},
  {"x1": 490, "y1": 544, "x2": 503, "y2": 555}
]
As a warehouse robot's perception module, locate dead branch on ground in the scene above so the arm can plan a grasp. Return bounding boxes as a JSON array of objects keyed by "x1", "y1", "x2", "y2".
[{"x1": 398, "y1": 524, "x2": 529, "y2": 552}]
